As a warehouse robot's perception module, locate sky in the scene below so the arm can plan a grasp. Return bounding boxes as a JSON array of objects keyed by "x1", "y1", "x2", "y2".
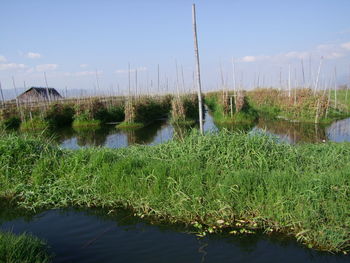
[{"x1": 1, "y1": 0, "x2": 350, "y2": 96}]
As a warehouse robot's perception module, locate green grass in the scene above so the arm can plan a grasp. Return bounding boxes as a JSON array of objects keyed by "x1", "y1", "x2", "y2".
[
  {"x1": 20, "y1": 118, "x2": 49, "y2": 131},
  {"x1": 72, "y1": 119, "x2": 101, "y2": 128},
  {"x1": 0, "y1": 231, "x2": 52, "y2": 263},
  {"x1": 331, "y1": 89, "x2": 350, "y2": 110},
  {"x1": 116, "y1": 122, "x2": 144, "y2": 129},
  {"x1": 0, "y1": 132, "x2": 350, "y2": 253}
]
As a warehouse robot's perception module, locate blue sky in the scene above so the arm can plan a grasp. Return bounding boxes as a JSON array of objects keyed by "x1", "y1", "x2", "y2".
[{"x1": 1, "y1": 0, "x2": 350, "y2": 95}]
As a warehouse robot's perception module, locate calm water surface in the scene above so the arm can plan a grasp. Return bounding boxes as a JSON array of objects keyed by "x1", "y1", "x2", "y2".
[
  {"x1": 54, "y1": 111, "x2": 350, "y2": 149},
  {"x1": 0, "y1": 207, "x2": 348, "y2": 263}
]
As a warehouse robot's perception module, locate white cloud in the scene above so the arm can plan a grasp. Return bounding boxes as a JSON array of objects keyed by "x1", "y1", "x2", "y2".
[
  {"x1": 0, "y1": 63, "x2": 27, "y2": 71},
  {"x1": 240, "y1": 56, "x2": 257, "y2": 62},
  {"x1": 80, "y1": 64, "x2": 88, "y2": 68},
  {"x1": 115, "y1": 66, "x2": 147, "y2": 74},
  {"x1": 35, "y1": 64, "x2": 58, "y2": 72},
  {"x1": 323, "y1": 52, "x2": 345, "y2": 59},
  {"x1": 340, "y1": 42, "x2": 350, "y2": 50},
  {"x1": 237, "y1": 41, "x2": 350, "y2": 64},
  {"x1": 283, "y1": 51, "x2": 309, "y2": 59},
  {"x1": 0, "y1": 55, "x2": 6, "y2": 62},
  {"x1": 26, "y1": 52, "x2": 41, "y2": 59},
  {"x1": 63, "y1": 70, "x2": 103, "y2": 77},
  {"x1": 238, "y1": 55, "x2": 270, "y2": 63}
]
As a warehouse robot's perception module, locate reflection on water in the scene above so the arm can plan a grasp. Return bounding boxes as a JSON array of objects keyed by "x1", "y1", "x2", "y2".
[
  {"x1": 326, "y1": 118, "x2": 350, "y2": 142},
  {"x1": 37, "y1": 112, "x2": 350, "y2": 149},
  {"x1": 254, "y1": 119, "x2": 328, "y2": 144},
  {"x1": 0, "y1": 206, "x2": 348, "y2": 263}
]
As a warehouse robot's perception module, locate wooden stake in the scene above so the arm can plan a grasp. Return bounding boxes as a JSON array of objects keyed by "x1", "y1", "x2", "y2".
[
  {"x1": 334, "y1": 66, "x2": 337, "y2": 109},
  {"x1": 288, "y1": 64, "x2": 291, "y2": 98},
  {"x1": 192, "y1": 3, "x2": 204, "y2": 134},
  {"x1": 314, "y1": 57, "x2": 323, "y2": 95},
  {"x1": 0, "y1": 81, "x2": 4, "y2": 106},
  {"x1": 157, "y1": 64, "x2": 160, "y2": 93},
  {"x1": 44, "y1": 72, "x2": 51, "y2": 103}
]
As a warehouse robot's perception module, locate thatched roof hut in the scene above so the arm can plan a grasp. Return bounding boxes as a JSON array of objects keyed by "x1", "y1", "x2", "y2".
[{"x1": 17, "y1": 87, "x2": 62, "y2": 102}]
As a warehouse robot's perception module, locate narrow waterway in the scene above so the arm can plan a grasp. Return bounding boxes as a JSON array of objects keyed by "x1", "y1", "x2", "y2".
[{"x1": 0, "y1": 207, "x2": 348, "y2": 263}]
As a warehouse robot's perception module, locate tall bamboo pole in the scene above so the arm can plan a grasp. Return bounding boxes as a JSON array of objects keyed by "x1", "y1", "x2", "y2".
[
  {"x1": 157, "y1": 64, "x2": 160, "y2": 93},
  {"x1": 334, "y1": 66, "x2": 337, "y2": 109},
  {"x1": 301, "y1": 59, "x2": 305, "y2": 88},
  {"x1": 192, "y1": 3, "x2": 204, "y2": 134},
  {"x1": 346, "y1": 65, "x2": 349, "y2": 105},
  {"x1": 44, "y1": 72, "x2": 51, "y2": 103},
  {"x1": 0, "y1": 81, "x2": 4, "y2": 106},
  {"x1": 288, "y1": 64, "x2": 291, "y2": 98},
  {"x1": 95, "y1": 69, "x2": 100, "y2": 95},
  {"x1": 314, "y1": 57, "x2": 323, "y2": 95}
]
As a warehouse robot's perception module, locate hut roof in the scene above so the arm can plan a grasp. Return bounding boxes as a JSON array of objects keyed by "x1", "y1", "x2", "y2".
[{"x1": 17, "y1": 87, "x2": 62, "y2": 100}]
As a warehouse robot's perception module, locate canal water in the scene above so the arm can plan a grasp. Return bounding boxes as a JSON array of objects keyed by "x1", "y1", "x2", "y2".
[
  {"x1": 0, "y1": 206, "x2": 349, "y2": 263},
  {"x1": 54, "y1": 111, "x2": 350, "y2": 149}
]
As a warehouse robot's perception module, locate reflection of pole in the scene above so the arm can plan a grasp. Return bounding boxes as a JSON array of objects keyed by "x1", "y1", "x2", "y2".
[{"x1": 192, "y1": 3, "x2": 204, "y2": 134}]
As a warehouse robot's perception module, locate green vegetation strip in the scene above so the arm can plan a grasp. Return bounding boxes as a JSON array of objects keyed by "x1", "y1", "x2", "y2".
[
  {"x1": 0, "y1": 132, "x2": 350, "y2": 253},
  {"x1": 0, "y1": 231, "x2": 52, "y2": 263}
]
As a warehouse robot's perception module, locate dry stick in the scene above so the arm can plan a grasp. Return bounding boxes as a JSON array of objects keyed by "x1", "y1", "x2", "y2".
[
  {"x1": 231, "y1": 57, "x2": 236, "y2": 106},
  {"x1": 0, "y1": 81, "x2": 5, "y2": 106},
  {"x1": 11, "y1": 76, "x2": 21, "y2": 120},
  {"x1": 334, "y1": 66, "x2": 337, "y2": 109},
  {"x1": 279, "y1": 67, "x2": 282, "y2": 91},
  {"x1": 288, "y1": 64, "x2": 291, "y2": 98},
  {"x1": 294, "y1": 68, "x2": 297, "y2": 105},
  {"x1": 346, "y1": 65, "x2": 349, "y2": 109},
  {"x1": 192, "y1": 3, "x2": 204, "y2": 134},
  {"x1": 181, "y1": 65, "x2": 186, "y2": 94},
  {"x1": 220, "y1": 61, "x2": 225, "y2": 105},
  {"x1": 314, "y1": 56, "x2": 323, "y2": 95},
  {"x1": 175, "y1": 60, "x2": 180, "y2": 97},
  {"x1": 135, "y1": 68, "x2": 138, "y2": 97},
  {"x1": 157, "y1": 64, "x2": 160, "y2": 93},
  {"x1": 309, "y1": 55, "x2": 312, "y2": 89},
  {"x1": 44, "y1": 72, "x2": 51, "y2": 105},
  {"x1": 301, "y1": 59, "x2": 305, "y2": 88},
  {"x1": 95, "y1": 69, "x2": 100, "y2": 95}
]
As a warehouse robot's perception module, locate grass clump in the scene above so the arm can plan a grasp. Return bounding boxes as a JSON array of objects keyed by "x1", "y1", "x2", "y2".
[
  {"x1": 118, "y1": 96, "x2": 171, "y2": 129},
  {"x1": 171, "y1": 94, "x2": 201, "y2": 125},
  {"x1": 205, "y1": 91, "x2": 258, "y2": 124},
  {"x1": 247, "y1": 88, "x2": 349, "y2": 123},
  {"x1": 0, "y1": 231, "x2": 52, "y2": 263},
  {"x1": 0, "y1": 131, "x2": 350, "y2": 253},
  {"x1": 20, "y1": 117, "x2": 49, "y2": 131},
  {"x1": 44, "y1": 103, "x2": 75, "y2": 127},
  {"x1": 0, "y1": 108, "x2": 21, "y2": 130}
]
